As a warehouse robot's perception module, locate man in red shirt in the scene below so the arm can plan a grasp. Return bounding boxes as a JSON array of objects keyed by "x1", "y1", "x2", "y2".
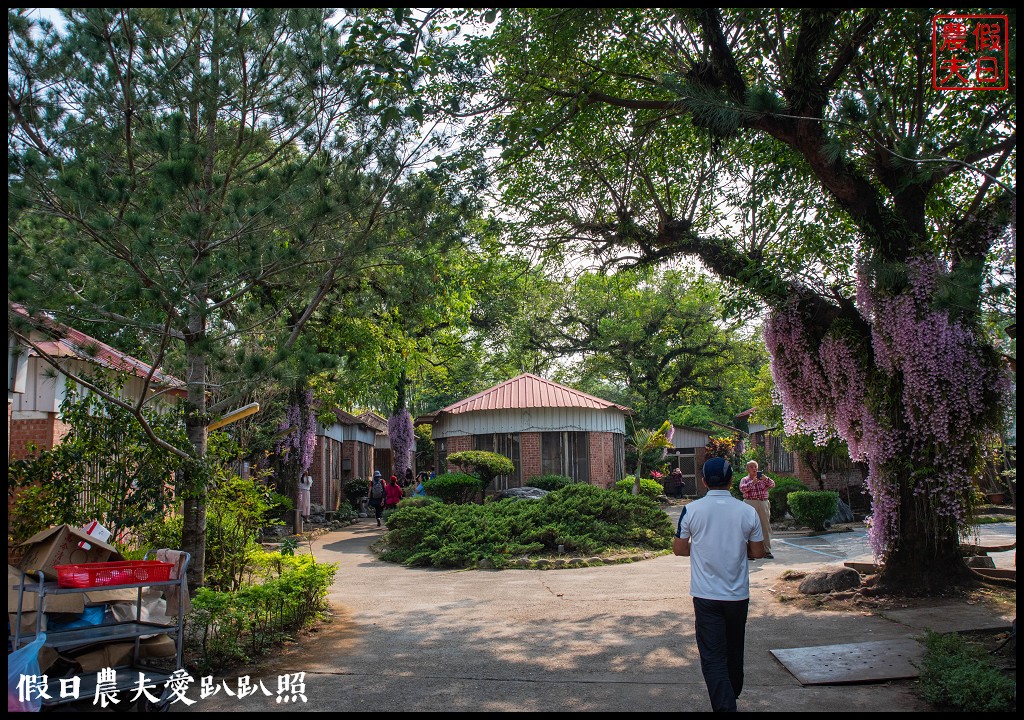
[{"x1": 739, "y1": 461, "x2": 775, "y2": 559}]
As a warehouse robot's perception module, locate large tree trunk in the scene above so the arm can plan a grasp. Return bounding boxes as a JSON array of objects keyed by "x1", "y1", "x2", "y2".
[
  {"x1": 181, "y1": 312, "x2": 208, "y2": 589},
  {"x1": 879, "y1": 481, "x2": 973, "y2": 591}
]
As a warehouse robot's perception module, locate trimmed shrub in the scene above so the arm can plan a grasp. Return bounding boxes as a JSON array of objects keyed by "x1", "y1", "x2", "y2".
[
  {"x1": 396, "y1": 495, "x2": 441, "y2": 509},
  {"x1": 919, "y1": 631, "x2": 1014, "y2": 712},
  {"x1": 186, "y1": 553, "x2": 337, "y2": 673},
  {"x1": 528, "y1": 474, "x2": 575, "y2": 491},
  {"x1": 422, "y1": 472, "x2": 485, "y2": 504},
  {"x1": 768, "y1": 477, "x2": 809, "y2": 520},
  {"x1": 614, "y1": 476, "x2": 664, "y2": 500},
  {"x1": 380, "y1": 483, "x2": 672, "y2": 568},
  {"x1": 446, "y1": 450, "x2": 515, "y2": 490},
  {"x1": 788, "y1": 490, "x2": 839, "y2": 530}
]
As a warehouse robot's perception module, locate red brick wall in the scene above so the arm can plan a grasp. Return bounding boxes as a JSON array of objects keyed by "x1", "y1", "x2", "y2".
[
  {"x1": 441, "y1": 435, "x2": 473, "y2": 473},
  {"x1": 310, "y1": 441, "x2": 327, "y2": 506},
  {"x1": 9, "y1": 414, "x2": 70, "y2": 461},
  {"x1": 588, "y1": 432, "x2": 615, "y2": 487},
  {"x1": 694, "y1": 447, "x2": 709, "y2": 497},
  {"x1": 520, "y1": 432, "x2": 542, "y2": 482}
]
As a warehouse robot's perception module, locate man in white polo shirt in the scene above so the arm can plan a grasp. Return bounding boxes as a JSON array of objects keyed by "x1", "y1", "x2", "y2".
[{"x1": 674, "y1": 456, "x2": 764, "y2": 712}]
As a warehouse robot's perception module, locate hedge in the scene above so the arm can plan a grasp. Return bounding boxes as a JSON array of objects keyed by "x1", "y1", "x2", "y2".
[
  {"x1": 768, "y1": 478, "x2": 809, "y2": 520},
  {"x1": 788, "y1": 490, "x2": 839, "y2": 530},
  {"x1": 380, "y1": 483, "x2": 672, "y2": 568},
  {"x1": 615, "y1": 476, "x2": 664, "y2": 500},
  {"x1": 527, "y1": 474, "x2": 575, "y2": 491},
  {"x1": 422, "y1": 472, "x2": 484, "y2": 504}
]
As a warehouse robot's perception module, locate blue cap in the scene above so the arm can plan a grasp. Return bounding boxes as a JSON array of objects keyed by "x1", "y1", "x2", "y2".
[
  {"x1": 702, "y1": 457, "x2": 733, "y2": 487},
  {"x1": 373, "y1": 470, "x2": 382, "y2": 478}
]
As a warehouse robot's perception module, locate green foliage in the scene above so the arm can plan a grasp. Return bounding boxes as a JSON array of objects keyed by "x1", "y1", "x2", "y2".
[
  {"x1": 381, "y1": 483, "x2": 672, "y2": 567},
  {"x1": 614, "y1": 477, "x2": 664, "y2": 500},
  {"x1": 704, "y1": 436, "x2": 736, "y2": 459},
  {"x1": 787, "y1": 491, "x2": 839, "y2": 530},
  {"x1": 7, "y1": 378, "x2": 186, "y2": 545},
  {"x1": 396, "y1": 495, "x2": 442, "y2": 509},
  {"x1": 630, "y1": 420, "x2": 673, "y2": 490},
  {"x1": 422, "y1": 472, "x2": 485, "y2": 504},
  {"x1": 414, "y1": 424, "x2": 435, "y2": 470},
  {"x1": 446, "y1": 450, "x2": 515, "y2": 489},
  {"x1": 187, "y1": 554, "x2": 337, "y2": 673},
  {"x1": 768, "y1": 477, "x2": 810, "y2": 520},
  {"x1": 527, "y1": 474, "x2": 575, "y2": 491},
  {"x1": 202, "y1": 475, "x2": 287, "y2": 591},
  {"x1": 919, "y1": 631, "x2": 1015, "y2": 712},
  {"x1": 345, "y1": 478, "x2": 370, "y2": 509}
]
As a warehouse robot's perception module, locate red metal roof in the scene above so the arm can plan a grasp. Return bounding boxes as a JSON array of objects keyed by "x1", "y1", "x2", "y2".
[
  {"x1": 11, "y1": 303, "x2": 185, "y2": 395},
  {"x1": 356, "y1": 410, "x2": 388, "y2": 433},
  {"x1": 436, "y1": 374, "x2": 633, "y2": 415}
]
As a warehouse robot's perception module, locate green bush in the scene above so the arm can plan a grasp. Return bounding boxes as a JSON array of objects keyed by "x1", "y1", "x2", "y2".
[
  {"x1": 422, "y1": 472, "x2": 485, "y2": 504},
  {"x1": 186, "y1": 553, "x2": 337, "y2": 673},
  {"x1": 615, "y1": 476, "x2": 664, "y2": 500},
  {"x1": 919, "y1": 631, "x2": 1015, "y2": 712},
  {"x1": 380, "y1": 483, "x2": 672, "y2": 568},
  {"x1": 396, "y1": 495, "x2": 441, "y2": 509},
  {"x1": 768, "y1": 477, "x2": 809, "y2": 520},
  {"x1": 788, "y1": 490, "x2": 839, "y2": 530},
  {"x1": 527, "y1": 474, "x2": 575, "y2": 491},
  {"x1": 344, "y1": 478, "x2": 369, "y2": 509},
  {"x1": 446, "y1": 450, "x2": 515, "y2": 490}
]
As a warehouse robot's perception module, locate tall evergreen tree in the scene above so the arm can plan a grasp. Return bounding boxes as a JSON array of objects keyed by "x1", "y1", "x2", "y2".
[{"x1": 8, "y1": 8, "x2": 445, "y2": 584}]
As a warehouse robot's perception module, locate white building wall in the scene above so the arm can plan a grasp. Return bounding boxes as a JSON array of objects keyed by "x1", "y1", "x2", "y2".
[
  {"x1": 432, "y1": 408, "x2": 627, "y2": 439},
  {"x1": 671, "y1": 426, "x2": 713, "y2": 450}
]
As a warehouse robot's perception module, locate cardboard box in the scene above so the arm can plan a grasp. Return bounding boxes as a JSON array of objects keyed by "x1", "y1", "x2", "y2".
[
  {"x1": 8, "y1": 564, "x2": 85, "y2": 614},
  {"x1": 140, "y1": 633, "x2": 177, "y2": 658},
  {"x1": 69, "y1": 642, "x2": 135, "y2": 673},
  {"x1": 18, "y1": 525, "x2": 120, "y2": 580}
]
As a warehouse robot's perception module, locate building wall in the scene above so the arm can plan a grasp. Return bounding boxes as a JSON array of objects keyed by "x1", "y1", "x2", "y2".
[
  {"x1": 9, "y1": 413, "x2": 71, "y2": 460},
  {"x1": 432, "y1": 408, "x2": 627, "y2": 438},
  {"x1": 588, "y1": 431, "x2": 616, "y2": 488},
  {"x1": 520, "y1": 432, "x2": 542, "y2": 481}
]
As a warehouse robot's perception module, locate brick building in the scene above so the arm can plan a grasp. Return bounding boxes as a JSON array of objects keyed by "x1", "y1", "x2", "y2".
[
  {"x1": 8, "y1": 306, "x2": 185, "y2": 461},
  {"x1": 308, "y1": 409, "x2": 376, "y2": 511},
  {"x1": 417, "y1": 374, "x2": 632, "y2": 490}
]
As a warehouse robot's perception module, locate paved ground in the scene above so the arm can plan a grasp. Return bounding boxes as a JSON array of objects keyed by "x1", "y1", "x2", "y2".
[{"x1": 179, "y1": 516, "x2": 1015, "y2": 712}]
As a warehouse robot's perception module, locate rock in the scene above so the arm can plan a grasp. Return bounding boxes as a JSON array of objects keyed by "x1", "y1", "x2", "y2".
[
  {"x1": 517, "y1": 558, "x2": 532, "y2": 568},
  {"x1": 478, "y1": 558, "x2": 495, "y2": 570},
  {"x1": 554, "y1": 558, "x2": 568, "y2": 567},
  {"x1": 587, "y1": 557, "x2": 602, "y2": 565},
  {"x1": 829, "y1": 497, "x2": 855, "y2": 524},
  {"x1": 308, "y1": 514, "x2": 325, "y2": 524},
  {"x1": 260, "y1": 525, "x2": 289, "y2": 539},
  {"x1": 799, "y1": 566, "x2": 861, "y2": 594},
  {"x1": 534, "y1": 559, "x2": 552, "y2": 569},
  {"x1": 798, "y1": 566, "x2": 862, "y2": 594},
  {"x1": 498, "y1": 487, "x2": 549, "y2": 500},
  {"x1": 309, "y1": 503, "x2": 326, "y2": 515},
  {"x1": 358, "y1": 512, "x2": 368, "y2": 518},
  {"x1": 965, "y1": 555, "x2": 996, "y2": 569}
]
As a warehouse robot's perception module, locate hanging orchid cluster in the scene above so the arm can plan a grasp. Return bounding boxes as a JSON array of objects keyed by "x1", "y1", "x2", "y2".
[
  {"x1": 276, "y1": 389, "x2": 318, "y2": 474},
  {"x1": 388, "y1": 408, "x2": 414, "y2": 480},
  {"x1": 765, "y1": 256, "x2": 1011, "y2": 557}
]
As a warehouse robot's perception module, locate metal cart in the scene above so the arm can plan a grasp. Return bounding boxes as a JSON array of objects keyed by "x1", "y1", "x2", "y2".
[{"x1": 12, "y1": 550, "x2": 190, "y2": 710}]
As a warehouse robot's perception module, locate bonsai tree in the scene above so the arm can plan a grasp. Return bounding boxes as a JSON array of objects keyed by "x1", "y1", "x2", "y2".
[{"x1": 446, "y1": 450, "x2": 515, "y2": 493}]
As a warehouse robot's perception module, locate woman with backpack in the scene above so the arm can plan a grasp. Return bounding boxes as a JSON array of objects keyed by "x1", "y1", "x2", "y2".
[{"x1": 368, "y1": 470, "x2": 387, "y2": 527}]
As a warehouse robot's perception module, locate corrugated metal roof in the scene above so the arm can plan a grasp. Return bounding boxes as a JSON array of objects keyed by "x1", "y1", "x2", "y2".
[
  {"x1": 437, "y1": 374, "x2": 633, "y2": 415},
  {"x1": 11, "y1": 303, "x2": 185, "y2": 394},
  {"x1": 357, "y1": 410, "x2": 388, "y2": 433}
]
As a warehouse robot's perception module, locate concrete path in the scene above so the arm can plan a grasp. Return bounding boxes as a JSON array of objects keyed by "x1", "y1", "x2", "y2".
[{"x1": 177, "y1": 515, "x2": 1014, "y2": 712}]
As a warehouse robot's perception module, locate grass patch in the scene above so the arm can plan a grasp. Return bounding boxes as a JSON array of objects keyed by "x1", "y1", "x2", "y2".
[
  {"x1": 918, "y1": 630, "x2": 1015, "y2": 712},
  {"x1": 379, "y1": 484, "x2": 672, "y2": 568},
  {"x1": 972, "y1": 515, "x2": 1015, "y2": 525}
]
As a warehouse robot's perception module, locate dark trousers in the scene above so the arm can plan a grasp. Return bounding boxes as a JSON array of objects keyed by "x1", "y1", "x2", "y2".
[
  {"x1": 693, "y1": 596, "x2": 749, "y2": 712},
  {"x1": 370, "y1": 499, "x2": 383, "y2": 522}
]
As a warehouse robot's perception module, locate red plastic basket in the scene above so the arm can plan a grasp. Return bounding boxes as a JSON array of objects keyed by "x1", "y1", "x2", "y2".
[{"x1": 54, "y1": 560, "x2": 175, "y2": 588}]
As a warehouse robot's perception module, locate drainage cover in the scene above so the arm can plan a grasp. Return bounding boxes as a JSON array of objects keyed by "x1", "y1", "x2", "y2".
[{"x1": 770, "y1": 638, "x2": 923, "y2": 685}]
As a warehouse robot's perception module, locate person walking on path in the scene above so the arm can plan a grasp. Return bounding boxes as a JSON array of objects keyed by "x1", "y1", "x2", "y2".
[
  {"x1": 385, "y1": 475, "x2": 404, "y2": 511},
  {"x1": 740, "y1": 461, "x2": 775, "y2": 559},
  {"x1": 674, "y1": 456, "x2": 764, "y2": 712},
  {"x1": 369, "y1": 470, "x2": 387, "y2": 527},
  {"x1": 297, "y1": 471, "x2": 313, "y2": 522}
]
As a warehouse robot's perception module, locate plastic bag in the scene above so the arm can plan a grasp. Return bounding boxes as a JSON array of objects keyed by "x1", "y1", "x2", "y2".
[{"x1": 7, "y1": 632, "x2": 47, "y2": 712}]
